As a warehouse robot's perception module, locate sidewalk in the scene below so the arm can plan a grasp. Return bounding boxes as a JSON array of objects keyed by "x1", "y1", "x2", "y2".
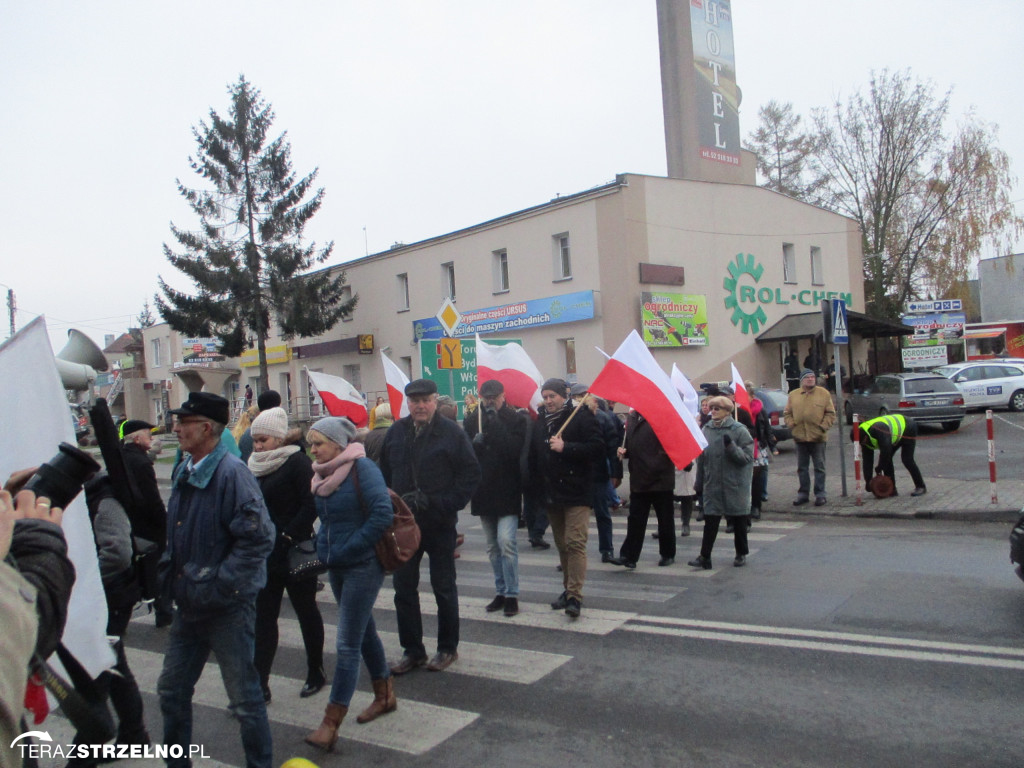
[{"x1": 760, "y1": 440, "x2": 1024, "y2": 523}]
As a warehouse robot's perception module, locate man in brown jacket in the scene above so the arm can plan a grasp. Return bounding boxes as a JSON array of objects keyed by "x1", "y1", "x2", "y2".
[{"x1": 783, "y1": 369, "x2": 837, "y2": 507}]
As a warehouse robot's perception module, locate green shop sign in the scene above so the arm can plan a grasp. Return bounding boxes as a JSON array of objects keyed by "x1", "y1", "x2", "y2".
[{"x1": 723, "y1": 253, "x2": 853, "y2": 334}]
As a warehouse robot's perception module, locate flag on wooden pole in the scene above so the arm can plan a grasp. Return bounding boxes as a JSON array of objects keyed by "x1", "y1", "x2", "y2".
[
  {"x1": 589, "y1": 330, "x2": 707, "y2": 467},
  {"x1": 381, "y1": 353, "x2": 411, "y2": 419},
  {"x1": 475, "y1": 334, "x2": 544, "y2": 413}
]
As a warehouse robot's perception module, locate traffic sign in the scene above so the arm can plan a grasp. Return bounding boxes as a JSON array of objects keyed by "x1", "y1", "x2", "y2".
[
  {"x1": 436, "y1": 298, "x2": 462, "y2": 337},
  {"x1": 436, "y1": 338, "x2": 462, "y2": 369},
  {"x1": 832, "y1": 299, "x2": 849, "y2": 344}
]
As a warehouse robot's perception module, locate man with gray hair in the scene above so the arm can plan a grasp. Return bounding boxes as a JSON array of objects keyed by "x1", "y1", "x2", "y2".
[
  {"x1": 382, "y1": 379, "x2": 480, "y2": 674},
  {"x1": 157, "y1": 392, "x2": 276, "y2": 768}
]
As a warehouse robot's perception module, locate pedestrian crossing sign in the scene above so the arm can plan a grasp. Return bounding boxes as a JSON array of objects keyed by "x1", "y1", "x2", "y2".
[{"x1": 832, "y1": 299, "x2": 849, "y2": 344}]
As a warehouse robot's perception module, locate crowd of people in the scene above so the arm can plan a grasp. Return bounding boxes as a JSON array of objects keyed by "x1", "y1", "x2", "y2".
[{"x1": 3, "y1": 362, "x2": 895, "y2": 767}]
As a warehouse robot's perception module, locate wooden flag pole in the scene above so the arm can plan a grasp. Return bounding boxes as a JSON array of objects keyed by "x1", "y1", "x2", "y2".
[{"x1": 553, "y1": 394, "x2": 590, "y2": 439}]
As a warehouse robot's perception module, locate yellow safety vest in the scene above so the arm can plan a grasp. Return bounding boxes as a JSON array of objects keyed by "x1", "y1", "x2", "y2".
[{"x1": 859, "y1": 414, "x2": 906, "y2": 451}]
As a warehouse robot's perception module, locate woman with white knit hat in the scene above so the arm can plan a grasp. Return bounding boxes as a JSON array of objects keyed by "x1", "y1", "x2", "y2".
[{"x1": 248, "y1": 407, "x2": 326, "y2": 702}]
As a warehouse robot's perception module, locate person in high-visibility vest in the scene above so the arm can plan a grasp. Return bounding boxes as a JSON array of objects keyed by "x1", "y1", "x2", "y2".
[{"x1": 853, "y1": 414, "x2": 927, "y2": 497}]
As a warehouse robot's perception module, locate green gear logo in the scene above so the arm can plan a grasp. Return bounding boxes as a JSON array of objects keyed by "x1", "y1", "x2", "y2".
[{"x1": 723, "y1": 253, "x2": 768, "y2": 334}]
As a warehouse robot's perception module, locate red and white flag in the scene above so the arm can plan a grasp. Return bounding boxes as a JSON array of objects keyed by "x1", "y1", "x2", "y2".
[
  {"x1": 475, "y1": 334, "x2": 543, "y2": 413},
  {"x1": 306, "y1": 369, "x2": 369, "y2": 428},
  {"x1": 670, "y1": 363, "x2": 700, "y2": 419},
  {"x1": 380, "y1": 353, "x2": 411, "y2": 419},
  {"x1": 730, "y1": 363, "x2": 751, "y2": 414},
  {"x1": 589, "y1": 330, "x2": 707, "y2": 467}
]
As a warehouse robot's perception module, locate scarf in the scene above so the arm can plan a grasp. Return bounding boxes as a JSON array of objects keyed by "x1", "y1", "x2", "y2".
[
  {"x1": 310, "y1": 442, "x2": 366, "y2": 497},
  {"x1": 543, "y1": 401, "x2": 573, "y2": 435},
  {"x1": 247, "y1": 445, "x2": 300, "y2": 477}
]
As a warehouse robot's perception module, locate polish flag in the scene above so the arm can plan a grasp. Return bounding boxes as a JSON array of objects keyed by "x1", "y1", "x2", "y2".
[
  {"x1": 730, "y1": 363, "x2": 751, "y2": 414},
  {"x1": 475, "y1": 334, "x2": 544, "y2": 413},
  {"x1": 670, "y1": 364, "x2": 700, "y2": 419},
  {"x1": 589, "y1": 330, "x2": 707, "y2": 468},
  {"x1": 381, "y1": 353, "x2": 411, "y2": 419},
  {"x1": 305, "y1": 369, "x2": 369, "y2": 428}
]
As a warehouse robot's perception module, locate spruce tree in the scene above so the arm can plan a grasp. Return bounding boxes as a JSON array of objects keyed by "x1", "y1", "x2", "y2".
[{"x1": 157, "y1": 75, "x2": 355, "y2": 389}]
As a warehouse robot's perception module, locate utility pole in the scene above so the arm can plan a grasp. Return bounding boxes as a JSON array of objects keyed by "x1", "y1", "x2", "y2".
[{"x1": 6, "y1": 288, "x2": 14, "y2": 337}]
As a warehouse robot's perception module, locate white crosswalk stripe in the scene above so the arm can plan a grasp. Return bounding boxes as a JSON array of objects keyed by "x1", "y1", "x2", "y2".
[
  {"x1": 125, "y1": 647, "x2": 478, "y2": 756},
  {"x1": 274, "y1": 617, "x2": 572, "y2": 684}
]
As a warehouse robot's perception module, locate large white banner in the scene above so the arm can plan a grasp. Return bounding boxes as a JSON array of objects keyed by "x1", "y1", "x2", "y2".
[{"x1": 0, "y1": 317, "x2": 113, "y2": 679}]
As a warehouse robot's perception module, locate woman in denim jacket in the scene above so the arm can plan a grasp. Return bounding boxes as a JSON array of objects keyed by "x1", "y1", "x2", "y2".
[{"x1": 304, "y1": 417, "x2": 395, "y2": 752}]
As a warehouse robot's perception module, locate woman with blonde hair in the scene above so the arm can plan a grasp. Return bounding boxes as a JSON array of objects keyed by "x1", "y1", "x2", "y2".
[
  {"x1": 686, "y1": 396, "x2": 754, "y2": 570},
  {"x1": 304, "y1": 417, "x2": 396, "y2": 752},
  {"x1": 232, "y1": 405, "x2": 260, "y2": 443}
]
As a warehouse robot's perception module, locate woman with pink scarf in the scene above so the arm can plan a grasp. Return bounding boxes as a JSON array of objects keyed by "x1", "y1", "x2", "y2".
[{"x1": 303, "y1": 417, "x2": 396, "y2": 752}]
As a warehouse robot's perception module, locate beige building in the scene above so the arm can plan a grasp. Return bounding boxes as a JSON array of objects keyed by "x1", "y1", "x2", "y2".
[{"x1": 225, "y1": 172, "x2": 874, "y2": 417}]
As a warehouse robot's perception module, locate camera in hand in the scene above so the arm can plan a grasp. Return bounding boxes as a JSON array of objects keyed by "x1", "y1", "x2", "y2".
[{"x1": 23, "y1": 442, "x2": 101, "y2": 510}]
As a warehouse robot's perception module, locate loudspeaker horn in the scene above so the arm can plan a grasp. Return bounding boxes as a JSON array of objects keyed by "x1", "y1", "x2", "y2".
[{"x1": 56, "y1": 329, "x2": 108, "y2": 391}]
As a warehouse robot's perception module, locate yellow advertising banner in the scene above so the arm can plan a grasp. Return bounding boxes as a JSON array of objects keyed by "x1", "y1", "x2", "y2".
[{"x1": 241, "y1": 345, "x2": 291, "y2": 368}]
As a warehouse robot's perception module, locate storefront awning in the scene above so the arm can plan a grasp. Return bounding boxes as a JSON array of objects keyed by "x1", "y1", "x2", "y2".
[
  {"x1": 755, "y1": 310, "x2": 915, "y2": 343},
  {"x1": 963, "y1": 328, "x2": 1006, "y2": 339}
]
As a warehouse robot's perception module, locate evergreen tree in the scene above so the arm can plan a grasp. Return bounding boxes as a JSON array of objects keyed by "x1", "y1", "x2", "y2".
[
  {"x1": 157, "y1": 75, "x2": 355, "y2": 389},
  {"x1": 136, "y1": 299, "x2": 156, "y2": 328}
]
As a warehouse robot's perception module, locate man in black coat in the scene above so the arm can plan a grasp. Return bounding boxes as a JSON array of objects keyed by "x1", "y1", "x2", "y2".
[
  {"x1": 610, "y1": 411, "x2": 677, "y2": 568},
  {"x1": 528, "y1": 378, "x2": 603, "y2": 618},
  {"x1": 464, "y1": 379, "x2": 527, "y2": 617},
  {"x1": 382, "y1": 379, "x2": 481, "y2": 674},
  {"x1": 121, "y1": 419, "x2": 171, "y2": 626}
]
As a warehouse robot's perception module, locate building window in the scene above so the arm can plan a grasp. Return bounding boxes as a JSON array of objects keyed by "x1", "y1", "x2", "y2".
[
  {"x1": 343, "y1": 364, "x2": 362, "y2": 391},
  {"x1": 561, "y1": 337, "x2": 577, "y2": 377},
  {"x1": 340, "y1": 285, "x2": 353, "y2": 321},
  {"x1": 442, "y1": 262, "x2": 456, "y2": 302},
  {"x1": 400, "y1": 356, "x2": 413, "y2": 380},
  {"x1": 810, "y1": 246, "x2": 823, "y2": 285},
  {"x1": 150, "y1": 339, "x2": 161, "y2": 368},
  {"x1": 783, "y1": 243, "x2": 797, "y2": 284},
  {"x1": 492, "y1": 249, "x2": 509, "y2": 293},
  {"x1": 397, "y1": 273, "x2": 410, "y2": 311},
  {"x1": 553, "y1": 233, "x2": 572, "y2": 280}
]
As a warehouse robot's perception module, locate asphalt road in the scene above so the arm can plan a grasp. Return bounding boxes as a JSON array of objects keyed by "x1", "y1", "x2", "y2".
[{"x1": 36, "y1": 513, "x2": 1024, "y2": 768}]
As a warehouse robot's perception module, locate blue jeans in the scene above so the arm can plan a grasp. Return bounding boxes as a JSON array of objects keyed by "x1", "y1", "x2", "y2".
[
  {"x1": 795, "y1": 441, "x2": 827, "y2": 499},
  {"x1": 157, "y1": 603, "x2": 271, "y2": 768},
  {"x1": 327, "y1": 558, "x2": 389, "y2": 706},
  {"x1": 592, "y1": 480, "x2": 614, "y2": 555},
  {"x1": 393, "y1": 522, "x2": 459, "y2": 656},
  {"x1": 480, "y1": 515, "x2": 519, "y2": 597}
]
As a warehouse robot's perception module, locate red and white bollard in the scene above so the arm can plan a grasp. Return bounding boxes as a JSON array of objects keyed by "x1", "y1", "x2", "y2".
[
  {"x1": 853, "y1": 413, "x2": 863, "y2": 505},
  {"x1": 987, "y1": 409, "x2": 998, "y2": 504}
]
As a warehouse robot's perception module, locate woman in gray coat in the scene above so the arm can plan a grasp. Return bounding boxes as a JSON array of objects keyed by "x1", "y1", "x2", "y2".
[{"x1": 687, "y1": 396, "x2": 754, "y2": 569}]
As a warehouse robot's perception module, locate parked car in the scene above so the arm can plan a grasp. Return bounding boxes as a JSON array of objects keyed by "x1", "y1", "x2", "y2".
[
  {"x1": 751, "y1": 387, "x2": 792, "y2": 442},
  {"x1": 844, "y1": 372, "x2": 965, "y2": 431},
  {"x1": 1011, "y1": 511, "x2": 1024, "y2": 584},
  {"x1": 931, "y1": 361, "x2": 1024, "y2": 412}
]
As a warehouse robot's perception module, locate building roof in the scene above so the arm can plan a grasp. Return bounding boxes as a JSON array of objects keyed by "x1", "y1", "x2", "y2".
[{"x1": 756, "y1": 310, "x2": 913, "y2": 342}]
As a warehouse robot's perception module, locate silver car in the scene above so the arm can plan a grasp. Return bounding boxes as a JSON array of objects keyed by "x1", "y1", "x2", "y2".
[{"x1": 844, "y1": 372, "x2": 965, "y2": 431}]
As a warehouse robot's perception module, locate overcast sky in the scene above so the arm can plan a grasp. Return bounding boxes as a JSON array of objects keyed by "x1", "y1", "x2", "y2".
[{"x1": 2, "y1": 0, "x2": 1022, "y2": 350}]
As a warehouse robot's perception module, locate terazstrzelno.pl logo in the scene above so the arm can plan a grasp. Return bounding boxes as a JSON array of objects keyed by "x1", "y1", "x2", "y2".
[{"x1": 12, "y1": 731, "x2": 210, "y2": 761}]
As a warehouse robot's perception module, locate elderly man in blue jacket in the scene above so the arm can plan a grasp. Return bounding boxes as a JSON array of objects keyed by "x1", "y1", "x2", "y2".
[
  {"x1": 382, "y1": 379, "x2": 480, "y2": 675},
  {"x1": 157, "y1": 392, "x2": 275, "y2": 768}
]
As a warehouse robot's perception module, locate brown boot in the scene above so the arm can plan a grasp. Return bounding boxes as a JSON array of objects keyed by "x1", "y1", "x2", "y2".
[
  {"x1": 304, "y1": 703, "x2": 347, "y2": 751},
  {"x1": 356, "y1": 677, "x2": 397, "y2": 723}
]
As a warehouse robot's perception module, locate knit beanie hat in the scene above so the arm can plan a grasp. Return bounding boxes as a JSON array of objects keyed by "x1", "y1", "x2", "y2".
[
  {"x1": 250, "y1": 407, "x2": 288, "y2": 439},
  {"x1": 309, "y1": 416, "x2": 358, "y2": 447},
  {"x1": 541, "y1": 377, "x2": 568, "y2": 395},
  {"x1": 801, "y1": 369, "x2": 816, "y2": 380}
]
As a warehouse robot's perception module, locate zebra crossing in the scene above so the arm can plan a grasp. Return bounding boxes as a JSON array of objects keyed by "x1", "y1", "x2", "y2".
[{"x1": 36, "y1": 516, "x2": 804, "y2": 766}]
